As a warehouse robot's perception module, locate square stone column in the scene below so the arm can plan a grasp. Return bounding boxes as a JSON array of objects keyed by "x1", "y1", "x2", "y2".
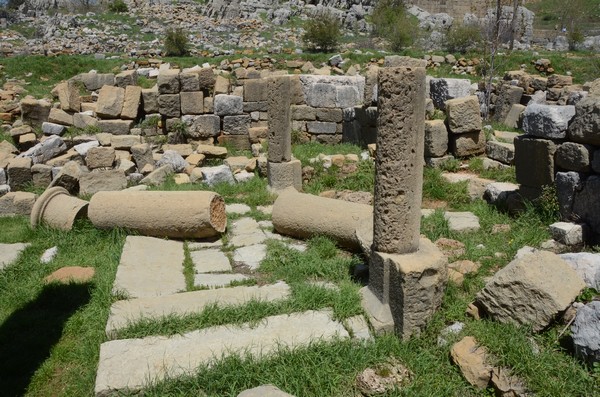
[{"x1": 361, "y1": 66, "x2": 447, "y2": 338}]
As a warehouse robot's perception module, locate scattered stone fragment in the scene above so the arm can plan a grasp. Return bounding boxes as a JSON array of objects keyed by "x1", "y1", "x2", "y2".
[
  {"x1": 0, "y1": 242, "x2": 30, "y2": 270},
  {"x1": 237, "y1": 385, "x2": 294, "y2": 397},
  {"x1": 435, "y1": 238, "x2": 466, "y2": 258},
  {"x1": 41, "y1": 246, "x2": 58, "y2": 264},
  {"x1": 44, "y1": 266, "x2": 95, "y2": 284},
  {"x1": 191, "y1": 248, "x2": 231, "y2": 273},
  {"x1": 233, "y1": 244, "x2": 267, "y2": 270},
  {"x1": 571, "y1": 301, "x2": 600, "y2": 366},
  {"x1": 559, "y1": 252, "x2": 600, "y2": 290},
  {"x1": 444, "y1": 211, "x2": 480, "y2": 232},
  {"x1": 355, "y1": 357, "x2": 413, "y2": 396},
  {"x1": 345, "y1": 315, "x2": 372, "y2": 341},
  {"x1": 450, "y1": 336, "x2": 492, "y2": 389},
  {"x1": 230, "y1": 217, "x2": 267, "y2": 247},
  {"x1": 549, "y1": 222, "x2": 588, "y2": 246}
]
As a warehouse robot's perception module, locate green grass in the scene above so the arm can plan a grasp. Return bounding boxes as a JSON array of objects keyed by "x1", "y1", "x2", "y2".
[{"x1": 0, "y1": 141, "x2": 598, "y2": 396}]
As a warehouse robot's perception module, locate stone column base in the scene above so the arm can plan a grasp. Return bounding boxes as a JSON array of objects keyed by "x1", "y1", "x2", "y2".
[
  {"x1": 360, "y1": 237, "x2": 447, "y2": 339},
  {"x1": 267, "y1": 159, "x2": 302, "y2": 193}
]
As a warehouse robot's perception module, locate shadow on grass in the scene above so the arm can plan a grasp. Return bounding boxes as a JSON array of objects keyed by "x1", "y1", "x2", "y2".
[{"x1": 0, "y1": 282, "x2": 92, "y2": 396}]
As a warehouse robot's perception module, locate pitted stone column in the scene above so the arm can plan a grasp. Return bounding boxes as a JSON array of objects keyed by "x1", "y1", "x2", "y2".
[
  {"x1": 267, "y1": 76, "x2": 301, "y2": 192},
  {"x1": 361, "y1": 66, "x2": 447, "y2": 339}
]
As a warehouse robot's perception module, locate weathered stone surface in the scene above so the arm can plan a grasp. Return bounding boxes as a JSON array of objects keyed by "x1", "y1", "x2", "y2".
[
  {"x1": 73, "y1": 112, "x2": 98, "y2": 129},
  {"x1": 55, "y1": 80, "x2": 81, "y2": 113},
  {"x1": 98, "y1": 120, "x2": 133, "y2": 135},
  {"x1": 194, "y1": 273, "x2": 249, "y2": 288},
  {"x1": 223, "y1": 114, "x2": 250, "y2": 135},
  {"x1": 445, "y1": 96, "x2": 482, "y2": 134},
  {"x1": 141, "y1": 86, "x2": 159, "y2": 114},
  {"x1": 384, "y1": 55, "x2": 427, "y2": 68},
  {"x1": 48, "y1": 107, "x2": 74, "y2": 126},
  {"x1": 373, "y1": 67, "x2": 425, "y2": 254},
  {"x1": 7, "y1": 156, "x2": 32, "y2": 191},
  {"x1": 429, "y1": 78, "x2": 472, "y2": 110},
  {"x1": 179, "y1": 72, "x2": 200, "y2": 92},
  {"x1": 79, "y1": 169, "x2": 127, "y2": 196},
  {"x1": 229, "y1": 217, "x2": 268, "y2": 247},
  {"x1": 494, "y1": 84, "x2": 524, "y2": 122},
  {"x1": 450, "y1": 336, "x2": 492, "y2": 389},
  {"x1": 44, "y1": 266, "x2": 95, "y2": 284},
  {"x1": 244, "y1": 79, "x2": 268, "y2": 102},
  {"x1": 139, "y1": 164, "x2": 174, "y2": 186},
  {"x1": 95, "y1": 310, "x2": 348, "y2": 396},
  {"x1": 113, "y1": 236, "x2": 185, "y2": 298},
  {"x1": 486, "y1": 141, "x2": 514, "y2": 165},
  {"x1": 555, "y1": 171, "x2": 582, "y2": 221},
  {"x1": 214, "y1": 94, "x2": 243, "y2": 116},
  {"x1": 0, "y1": 242, "x2": 30, "y2": 270},
  {"x1": 559, "y1": 253, "x2": 600, "y2": 290},
  {"x1": 307, "y1": 121, "x2": 336, "y2": 134},
  {"x1": 200, "y1": 164, "x2": 235, "y2": 186},
  {"x1": 237, "y1": 385, "x2": 294, "y2": 397},
  {"x1": 130, "y1": 143, "x2": 154, "y2": 170},
  {"x1": 299, "y1": 75, "x2": 365, "y2": 108},
  {"x1": 522, "y1": 103, "x2": 575, "y2": 139},
  {"x1": 157, "y1": 150, "x2": 187, "y2": 173},
  {"x1": 267, "y1": 159, "x2": 302, "y2": 192},
  {"x1": 484, "y1": 182, "x2": 519, "y2": 205},
  {"x1": 503, "y1": 103, "x2": 526, "y2": 129},
  {"x1": 115, "y1": 70, "x2": 137, "y2": 88},
  {"x1": 450, "y1": 130, "x2": 485, "y2": 157},
  {"x1": 549, "y1": 222, "x2": 588, "y2": 246},
  {"x1": 48, "y1": 161, "x2": 82, "y2": 193},
  {"x1": 80, "y1": 72, "x2": 115, "y2": 91},
  {"x1": 190, "y1": 248, "x2": 231, "y2": 273},
  {"x1": 476, "y1": 250, "x2": 585, "y2": 331},
  {"x1": 197, "y1": 67, "x2": 216, "y2": 91},
  {"x1": 267, "y1": 76, "x2": 292, "y2": 163},
  {"x1": 0, "y1": 192, "x2": 36, "y2": 215},
  {"x1": 121, "y1": 85, "x2": 142, "y2": 120},
  {"x1": 20, "y1": 97, "x2": 51, "y2": 127},
  {"x1": 572, "y1": 175, "x2": 600, "y2": 235},
  {"x1": 180, "y1": 91, "x2": 203, "y2": 115},
  {"x1": 86, "y1": 147, "x2": 115, "y2": 169},
  {"x1": 233, "y1": 244, "x2": 267, "y2": 270},
  {"x1": 444, "y1": 212, "x2": 480, "y2": 232},
  {"x1": 96, "y1": 85, "x2": 125, "y2": 118},
  {"x1": 424, "y1": 119, "x2": 448, "y2": 157},
  {"x1": 105, "y1": 282, "x2": 291, "y2": 338},
  {"x1": 196, "y1": 144, "x2": 228, "y2": 158},
  {"x1": 157, "y1": 69, "x2": 180, "y2": 94},
  {"x1": 571, "y1": 301, "x2": 600, "y2": 366},
  {"x1": 514, "y1": 136, "x2": 557, "y2": 191},
  {"x1": 362, "y1": 238, "x2": 447, "y2": 337},
  {"x1": 31, "y1": 163, "x2": 52, "y2": 188},
  {"x1": 111, "y1": 135, "x2": 141, "y2": 149},
  {"x1": 158, "y1": 94, "x2": 181, "y2": 118},
  {"x1": 568, "y1": 95, "x2": 600, "y2": 145},
  {"x1": 555, "y1": 142, "x2": 592, "y2": 172}
]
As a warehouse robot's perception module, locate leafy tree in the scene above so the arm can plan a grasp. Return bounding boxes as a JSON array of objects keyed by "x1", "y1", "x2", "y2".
[
  {"x1": 302, "y1": 11, "x2": 341, "y2": 52},
  {"x1": 164, "y1": 28, "x2": 189, "y2": 56}
]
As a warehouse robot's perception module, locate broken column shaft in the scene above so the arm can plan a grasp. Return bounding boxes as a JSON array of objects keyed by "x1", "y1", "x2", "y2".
[{"x1": 362, "y1": 66, "x2": 447, "y2": 339}]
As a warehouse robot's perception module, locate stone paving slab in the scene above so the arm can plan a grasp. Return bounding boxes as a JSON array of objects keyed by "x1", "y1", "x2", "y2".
[
  {"x1": 226, "y1": 203, "x2": 251, "y2": 215},
  {"x1": 190, "y1": 248, "x2": 231, "y2": 273},
  {"x1": 187, "y1": 239, "x2": 223, "y2": 250},
  {"x1": 444, "y1": 211, "x2": 481, "y2": 232},
  {"x1": 194, "y1": 273, "x2": 250, "y2": 288},
  {"x1": 113, "y1": 236, "x2": 185, "y2": 298},
  {"x1": 233, "y1": 244, "x2": 267, "y2": 270},
  {"x1": 95, "y1": 310, "x2": 349, "y2": 396},
  {"x1": 105, "y1": 282, "x2": 291, "y2": 338},
  {"x1": 0, "y1": 242, "x2": 29, "y2": 270},
  {"x1": 229, "y1": 217, "x2": 268, "y2": 247},
  {"x1": 345, "y1": 315, "x2": 372, "y2": 341}
]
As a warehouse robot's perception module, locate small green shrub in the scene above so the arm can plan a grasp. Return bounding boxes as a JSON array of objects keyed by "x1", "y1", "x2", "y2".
[
  {"x1": 445, "y1": 23, "x2": 483, "y2": 54},
  {"x1": 107, "y1": 0, "x2": 128, "y2": 13},
  {"x1": 164, "y1": 28, "x2": 189, "y2": 57},
  {"x1": 567, "y1": 28, "x2": 585, "y2": 50},
  {"x1": 302, "y1": 11, "x2": 341, "y2": 52},
  {"x1": 370, "y1": 0, "x2": 418, "y2": 51}
]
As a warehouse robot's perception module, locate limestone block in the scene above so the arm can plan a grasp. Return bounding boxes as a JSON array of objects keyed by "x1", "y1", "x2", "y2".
[
  {"x1": 161, "y1": 144, "x2": 193, "y2": 157},
  {"x1": 115, "y1": 70, "x2": 137, "y2": 88},
  {"x1": 31, "y1": 163, "x2": 52, "y2": 188},
  {"x1": 306, "y1": 121, "x2": 336, "y2": 135},
  {"x1": 243, "y1": 101, "x2": 268, "y2": 113},
  {"x1": 514, "y1": 136, "x2": 556, "y2": 189},
  {"x1": 55, "y1": 80, "x2": 81, "y2": 113},
  {"x1": 121, "y1": 85, "x2": 142, "y2": 120},
  {"x1": 493, "y1": 84, "x2": 524, "y2": 122},
  {"x1": 549, "y1": 222, "x2": 588, "y2": 246},
  {"x1": 214, "y1": 74, "x2": 230, "y2": 94},
  {"x1": 214, "y1": 94, "x2": 243, "y2": 116},
  {"x1": 299, "y1": 75, "x2": 365, "y2": 108},
  {"x1": 445, "y1": 96, "x2": 482, "y2": 134},
  {"x1": 267, "y1": 160, "x2": 302, "y2": 192},
  {"x1": 130, "y1": 143, "x2": 154, "y2": 170},
  {"x1": 158, "y1": 94, "x2": 181, "y2": 118},
  {"x1": 48, "y1": 108, "x2": 74, "y2": 126},
  {"x1": 384, "y1": 55, "x2": 427, "y2": 68},
  {"x1": 0, "y1": 191, "x2": 36, "y2": 215},
  {"x1": 571, "y1": 301, "x2": 600, "y2": 367},
  {"x1": 98, "y1": 120, "x2": 133, "y2": 135},
  {"x1": 73, "y1": 113, "x2": 98, "y2": 129},
  {"x1": 204, "y1": 96, "x2": 214, "y2": 113},
  {"x1": 80, "y1": 72, "x2": 114, "y2": 91},
  {"x1": 223, "y1": 115, "x2": 250, "y2": 135},
  {"x1": 522, "y1": 103, "x2": 575, "y2": 139},
  {"x1": 18, "y1": 135, "x2": 67, "y2": 164},
  {"x1": 184, "y1": 115, "x2": 220, "y2": 138},
  {"x1": 86, "y1": 147, "x2": 115, "y2": 169},
  {"x1": 572, "y1": 175, "x2": 600, "y2": 235},
  {"x1": 429, "y1": 78, "x2": 472, "y2": 110},
  {"x1": 555, "y1": 142, "x2": 592, "y2": 172},
  {"x1": 486, "y1": 141, "x2": 514, "y2": 165},
  {"x1": 503, "y1": 103, "x2": 525, "y2": 129},
  {"x1": 316, "y1": 108, "x2": 343, "y2": 123},
  {"x1": 450, "y1": 130, "x2": 485, "y2": 157},
  {"x1": 180, "y1": 72, "x2": 200, "y2": 92},
  {"x1": 111, "y1": 135, "x2": 141, "y2": 150},
  {"x1": 555, "y1": 171, "x2": 581, "y2": 219},
  {"x1": 450, "y1": 337, "x2": 492, "y2": 389},
  {"x1": 244, "y1": 79, "x2": 268, "y2": 102},
  {"x1": 476, "y1": 250, "x2": 585, "y2": 331},
  {"x1": 42, "y1": 122, "x2": 66, "y2": 136},
  {"x1": 197, "y1": 67, "x2": 216, "y2": 91},
  {"x1": 362, "y1": 238, "x2": 447, "y2": 338},
  {"x1": 7, "y1": 156, "x2": 32, "y2": 191},
  {"x1": 568, "y1": 95, "x2": 600, "y2": 145},
  {"x1": 96, "y1": 85, "x2": 125, "y2": 119},
  {"x1": 79, "y1": 169, "x2": 127, "y2": 196},
  {"x1": 547, "y1": 74, "x2": 573, "y2": 88},
  {"x1": 20, "y1": 97, "x2": 51, "y2": 127},
  {"x1": 180, "y1": 91, "x2": 204, "y2": 115},
  {"x1": 139, "y1": 164, "x2": 172, "y2": 185},
  {"x1": 238, "y1": 385, "x2": 294, "y2": 397},
  {"x1": 424, "y1": 119, "x2": 448, "y2": 157},
  {"x1": 560, "y1": 252, "x2": 600, "y2": 291},
  {"x1": 267, "y1": 76, "x2": 292, "y2": 163},
  {"x1": 141, "y1": 86, "x2": 159, "y2": 114},
  {"x1": 48, "y1": 161, "x2": 82, "y2": 194},
  {"x1": 249, "y1": 126, "x2": 268, "y2": 143},
  {"x1": 157, "y1": 69, "x2": 180, "y2": 94},
  {"x1": 89, "y1": 190, "x2": 226, "y2": 238},
  {"x1": 196, "y1": 144, "x2": 228, "y2": 158},
  {"x1": 291, "y1": 105, "x2": 316, "y2": 121},
  {"x1": 199, "y1": 164, "x2": 235, "y2": 186}
]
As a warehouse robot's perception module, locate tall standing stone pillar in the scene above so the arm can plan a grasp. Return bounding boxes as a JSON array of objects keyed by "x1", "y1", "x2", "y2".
[
  {"x1": 361, "y1": 66, "x2": 447, "y2": 339},
  {"x1": 267, "y1": 76, "x2": 302, "y2": 192}
]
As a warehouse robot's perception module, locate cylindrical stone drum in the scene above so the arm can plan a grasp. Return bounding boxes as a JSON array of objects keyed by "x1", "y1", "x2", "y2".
[
  {"x1": 272, "y1": 189, "x2": 372, "y2": 251},
  {"x1": 88, "y1": 190, "x2": 226, "y2": 239},
  {"x1": 30, "y1": 186, "x2": 89, "y2": 231}
]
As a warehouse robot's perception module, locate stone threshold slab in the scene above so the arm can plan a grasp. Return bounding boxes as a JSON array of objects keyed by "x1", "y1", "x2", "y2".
[
  {"x1": 105, "y1": 282, "x2": 291, "y2": 338},
  {"x1": 95, "y1": 309, "x2": 349, "y2": 396},
  {"x1": 113, "y1": 236, "x2": 185, "y2": 299}
]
